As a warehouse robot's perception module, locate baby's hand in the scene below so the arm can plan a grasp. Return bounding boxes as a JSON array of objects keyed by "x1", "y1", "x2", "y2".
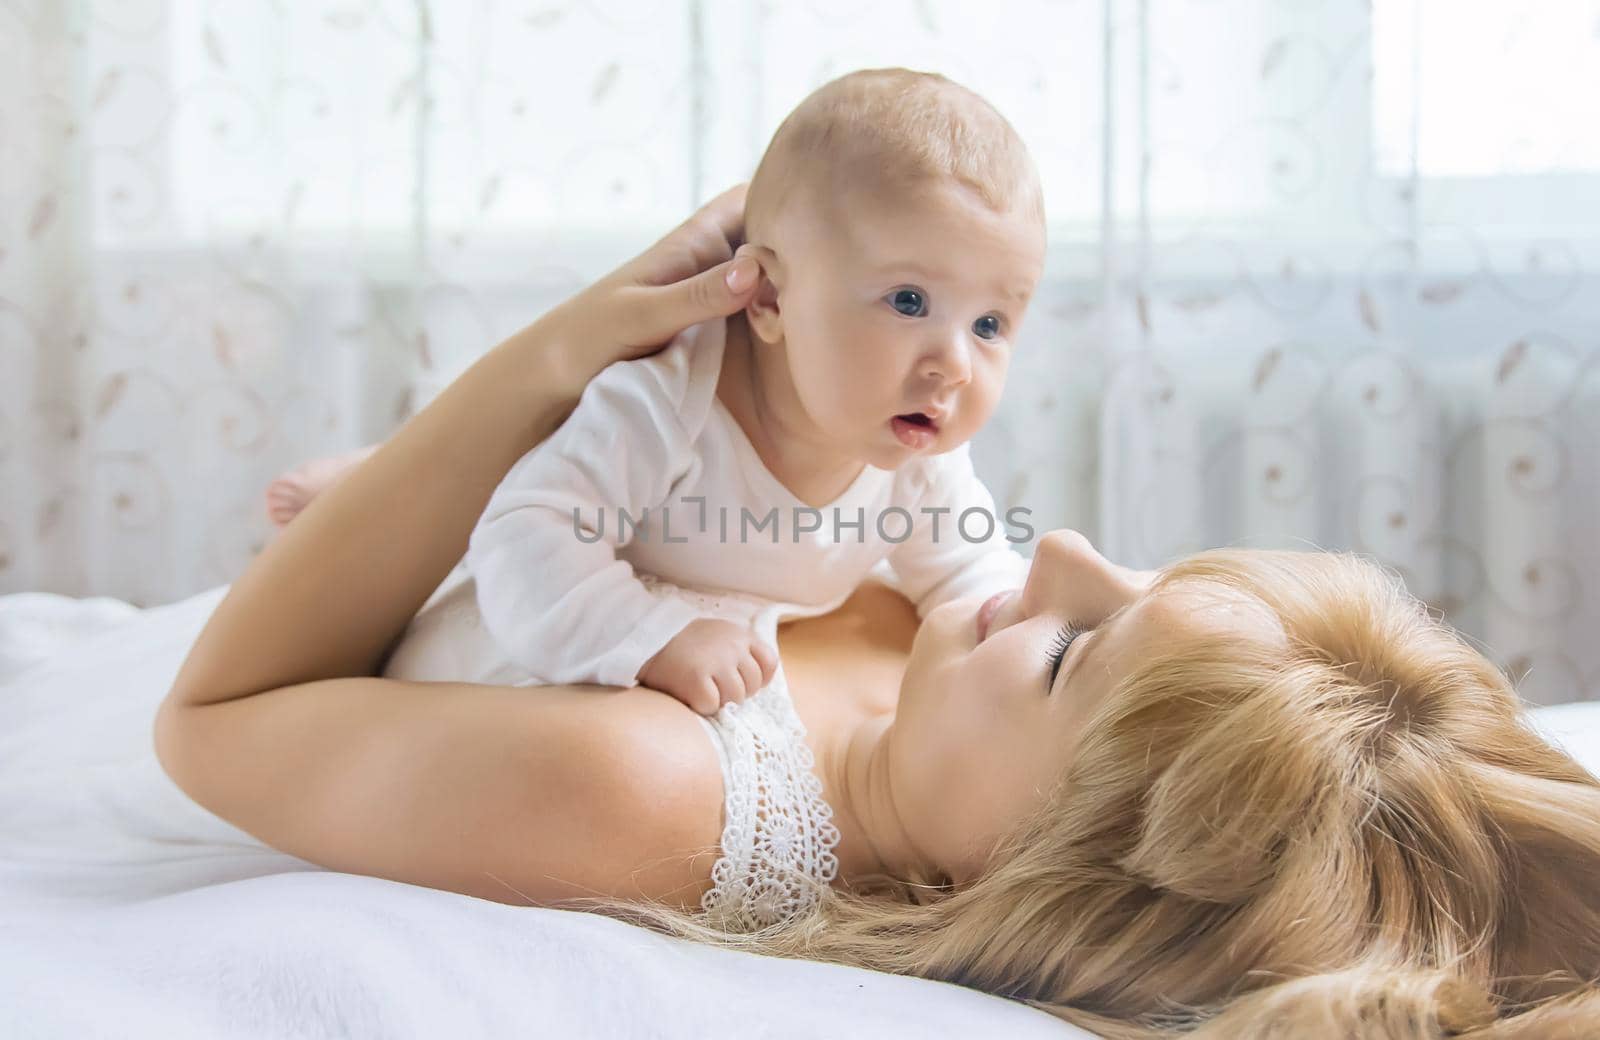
[{"x1": 638, "y1": 618, "x2": 779, "y2": 716}]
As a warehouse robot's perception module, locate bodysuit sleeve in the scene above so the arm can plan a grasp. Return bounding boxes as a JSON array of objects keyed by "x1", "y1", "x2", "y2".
[
  {"x1": 465, "y1": 332, "x2": 712, "y2": 687},
  {"x1": 885, "y1": 445, "x2": 1030, "y2": 618}
]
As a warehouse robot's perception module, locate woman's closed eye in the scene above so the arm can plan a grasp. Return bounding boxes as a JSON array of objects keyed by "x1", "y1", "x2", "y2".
[{"x1": 1044, "y1": 623, "x2": 1086, "y2": 692}]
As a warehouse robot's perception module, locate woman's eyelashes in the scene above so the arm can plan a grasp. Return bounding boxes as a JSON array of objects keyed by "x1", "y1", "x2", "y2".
[
  {"x1": 1044, "y1": 623, "x2": 1086, "y2": 692},
  {"x1": 882, "y1": 288, "x2": 1007, "y2": 340}
]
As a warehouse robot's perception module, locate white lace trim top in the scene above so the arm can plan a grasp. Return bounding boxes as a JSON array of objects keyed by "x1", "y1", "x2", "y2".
[
  {"x1": 694, "y1": 678, "x2": 842, "y2": 931},
  {"x1": 643, "y1": 578, "x2": 842, "y2": 932}
]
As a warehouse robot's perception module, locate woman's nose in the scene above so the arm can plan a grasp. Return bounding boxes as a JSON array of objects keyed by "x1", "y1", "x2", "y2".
[{"x1": 1015, "y1": 530, "x2": 1143, "y2": 625}]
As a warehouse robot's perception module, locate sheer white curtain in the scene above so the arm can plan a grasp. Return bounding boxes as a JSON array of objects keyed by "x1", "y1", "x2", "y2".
[
  {"x1": 2, "y1": 0, "x2": 1597, "y2": 701},
  {"x1": 1088, "y1": 0, "x2": 1600, "y2": 706}
]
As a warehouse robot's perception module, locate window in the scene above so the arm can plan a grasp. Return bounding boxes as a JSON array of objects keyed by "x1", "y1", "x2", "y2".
[{"x1": 1372, "y1": 0, "x2": 1600, "y2": 178}]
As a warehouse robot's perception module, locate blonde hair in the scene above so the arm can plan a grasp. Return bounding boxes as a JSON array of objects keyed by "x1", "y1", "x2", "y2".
[
  {"x1": 603, "y1": 549, "x2": 1600, "y2": 1038},
  {"x1": 744, "y1": 67, "x2": 1044, "y2": 244}
]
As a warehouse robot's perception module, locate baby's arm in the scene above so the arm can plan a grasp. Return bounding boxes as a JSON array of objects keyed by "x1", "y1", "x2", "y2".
[
  {"x1": 468, "y1": 368, "x2": 698, "y2": 688},
  {"x1": 468, "y1": 352, "x2": 774, "y2": 712},
  {"x1": 885, "y1": 445, "x2": 1031, "y2": 617}
]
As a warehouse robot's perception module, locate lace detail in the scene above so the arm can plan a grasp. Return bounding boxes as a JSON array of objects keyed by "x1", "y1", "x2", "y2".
[
  {"x1": 635, "y1": 572, "x2": 774, "y2": 615},
  {"x1": 633, "y1": 574, "x2": 842, "y2": 931},
  {"x1": 698, "y1": 679, "x2": 842, "y2": 932}
]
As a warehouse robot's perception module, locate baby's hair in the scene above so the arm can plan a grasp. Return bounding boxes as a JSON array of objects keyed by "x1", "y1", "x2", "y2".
[{"x1": 744, "y1": 67, "x2": 1044, "y2": 244}]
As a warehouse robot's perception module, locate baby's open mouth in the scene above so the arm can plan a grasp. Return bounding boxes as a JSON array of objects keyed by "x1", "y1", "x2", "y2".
[{"x1": 889, "y1": 412, "x2": 940, "y2": 450}]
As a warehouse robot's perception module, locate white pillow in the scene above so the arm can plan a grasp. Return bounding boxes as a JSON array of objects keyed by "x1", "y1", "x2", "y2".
[{"x1": 1528, "y1": 702, "x2": 1600, "y2": 777}]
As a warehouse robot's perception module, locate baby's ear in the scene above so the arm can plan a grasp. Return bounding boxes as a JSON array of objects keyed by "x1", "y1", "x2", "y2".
[{"x1": 740, "y1": 244, "x2": 783, "y2": 343}]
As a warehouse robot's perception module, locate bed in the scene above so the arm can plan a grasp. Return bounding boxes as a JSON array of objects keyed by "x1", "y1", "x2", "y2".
[
  {"x1": 0, "y1": 586, "x2": 1087, "y2": 1039},
  {"x1": 5, "y1": 588, "x2": 1599, "y2": 1040}
]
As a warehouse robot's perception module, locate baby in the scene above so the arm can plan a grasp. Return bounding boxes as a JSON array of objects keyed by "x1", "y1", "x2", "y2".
[{"x1": 273, "y1": 68, "x2": 1047, "y2": 716}]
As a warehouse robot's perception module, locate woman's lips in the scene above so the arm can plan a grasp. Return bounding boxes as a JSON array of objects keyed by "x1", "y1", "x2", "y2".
[{"x1": 976, "y1": 590, "x2": 1014, "y2": 643}]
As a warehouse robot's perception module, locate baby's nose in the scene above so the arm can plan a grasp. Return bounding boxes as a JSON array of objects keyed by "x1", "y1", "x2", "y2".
[{"x1": 920, "y1": 334, "x2": 972, "y2": 385}]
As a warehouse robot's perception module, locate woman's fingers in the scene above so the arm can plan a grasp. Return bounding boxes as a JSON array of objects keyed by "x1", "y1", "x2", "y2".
[
  {"x1": 657, "y1": 184, "x2": 747, "y2": 272},
  {"x1": 611, "y1": 183, "x2": 754, "y2": 346},
  {"x1": 575, "y1": 182, "x2": 756, "y2": 361},
  {"x1": 615, "y1": 253, "x2": 759, "y2": 351},
  {"x1": 624, "y1": 183, "x2": 748, "y2": 291},
  {"x1": 692, "y1": 183, "x2": 748, "y2": 251}
]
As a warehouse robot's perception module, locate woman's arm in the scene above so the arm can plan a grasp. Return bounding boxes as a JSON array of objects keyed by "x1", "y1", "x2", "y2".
[
  {"x1": 154, "y1": 187, "x2": 757, "y2": 907},
  {"x1": 164, "y1": 185, "x2": 757, "y2": 710}
]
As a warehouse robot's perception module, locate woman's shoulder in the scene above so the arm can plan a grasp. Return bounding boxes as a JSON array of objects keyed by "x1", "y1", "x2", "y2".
[
  {"x1": 525, "y1": 685, "x2": 727, "y2": 909},
  {"x1": 580, "y1": 684, "x2": 726, "y2": 800}
]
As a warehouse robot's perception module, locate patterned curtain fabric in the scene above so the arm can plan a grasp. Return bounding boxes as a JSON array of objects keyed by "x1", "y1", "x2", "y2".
[{"x1": 2, "y1": 1, "x2": 1597, "y2": 702}]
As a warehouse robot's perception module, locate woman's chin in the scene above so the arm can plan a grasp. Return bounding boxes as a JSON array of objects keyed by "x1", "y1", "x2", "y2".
[
  {"x1": 897, "y1": 597, "x2": 982, "y2": 707},
  {"x1": 922, "y1": 596, "x2": 983, "y2": 651}
]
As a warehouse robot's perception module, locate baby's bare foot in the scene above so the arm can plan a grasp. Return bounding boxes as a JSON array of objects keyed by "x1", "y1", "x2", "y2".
[{"x1": 265, "y1": 445, "x2": 380, "y2": 528}]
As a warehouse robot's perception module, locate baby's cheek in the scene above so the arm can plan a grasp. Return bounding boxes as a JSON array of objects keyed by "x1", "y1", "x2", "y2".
[
  {"x1": 969, "y1": 387, "x2": 1005, "y2": 434},
  {"x1": 811, "y1": 344, "x2": 875, "y2": 398},
  {"x1": 944, "y1": 407, "x2": 987, "y2": 449}
]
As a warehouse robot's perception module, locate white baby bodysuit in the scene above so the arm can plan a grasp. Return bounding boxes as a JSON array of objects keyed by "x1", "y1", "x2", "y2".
[{"x1": 455, "y1": 317, "x2": 1028, "y2": 688}]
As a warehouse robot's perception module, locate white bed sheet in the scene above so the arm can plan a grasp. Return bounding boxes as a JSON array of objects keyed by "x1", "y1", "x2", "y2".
[{"x1": 0, "y1": 587, "x2": 1089, "y2": 1040}]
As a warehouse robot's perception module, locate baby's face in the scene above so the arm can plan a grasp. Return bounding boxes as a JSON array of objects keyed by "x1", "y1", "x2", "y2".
[{"x1": 771, "y1": 180, "x2": 1044, "y2": 468}]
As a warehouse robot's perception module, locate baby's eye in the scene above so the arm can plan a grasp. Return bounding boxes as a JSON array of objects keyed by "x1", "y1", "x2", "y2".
[
  {"x1": 887, "y1": 288, "x2": 927, "y2": 317},
  {"x1": 973, "y1": 315, "x2": 1002, "y2": 340}
]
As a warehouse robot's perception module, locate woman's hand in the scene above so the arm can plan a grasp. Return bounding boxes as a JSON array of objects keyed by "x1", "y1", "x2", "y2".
[{"x1": 545, "y1": 183, "x2": 760, "y2": 379}]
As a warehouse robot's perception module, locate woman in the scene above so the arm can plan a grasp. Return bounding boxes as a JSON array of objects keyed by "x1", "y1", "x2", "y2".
[{"x1": 154, "y1": 186, "x2": 1600, "y2": 1038}]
